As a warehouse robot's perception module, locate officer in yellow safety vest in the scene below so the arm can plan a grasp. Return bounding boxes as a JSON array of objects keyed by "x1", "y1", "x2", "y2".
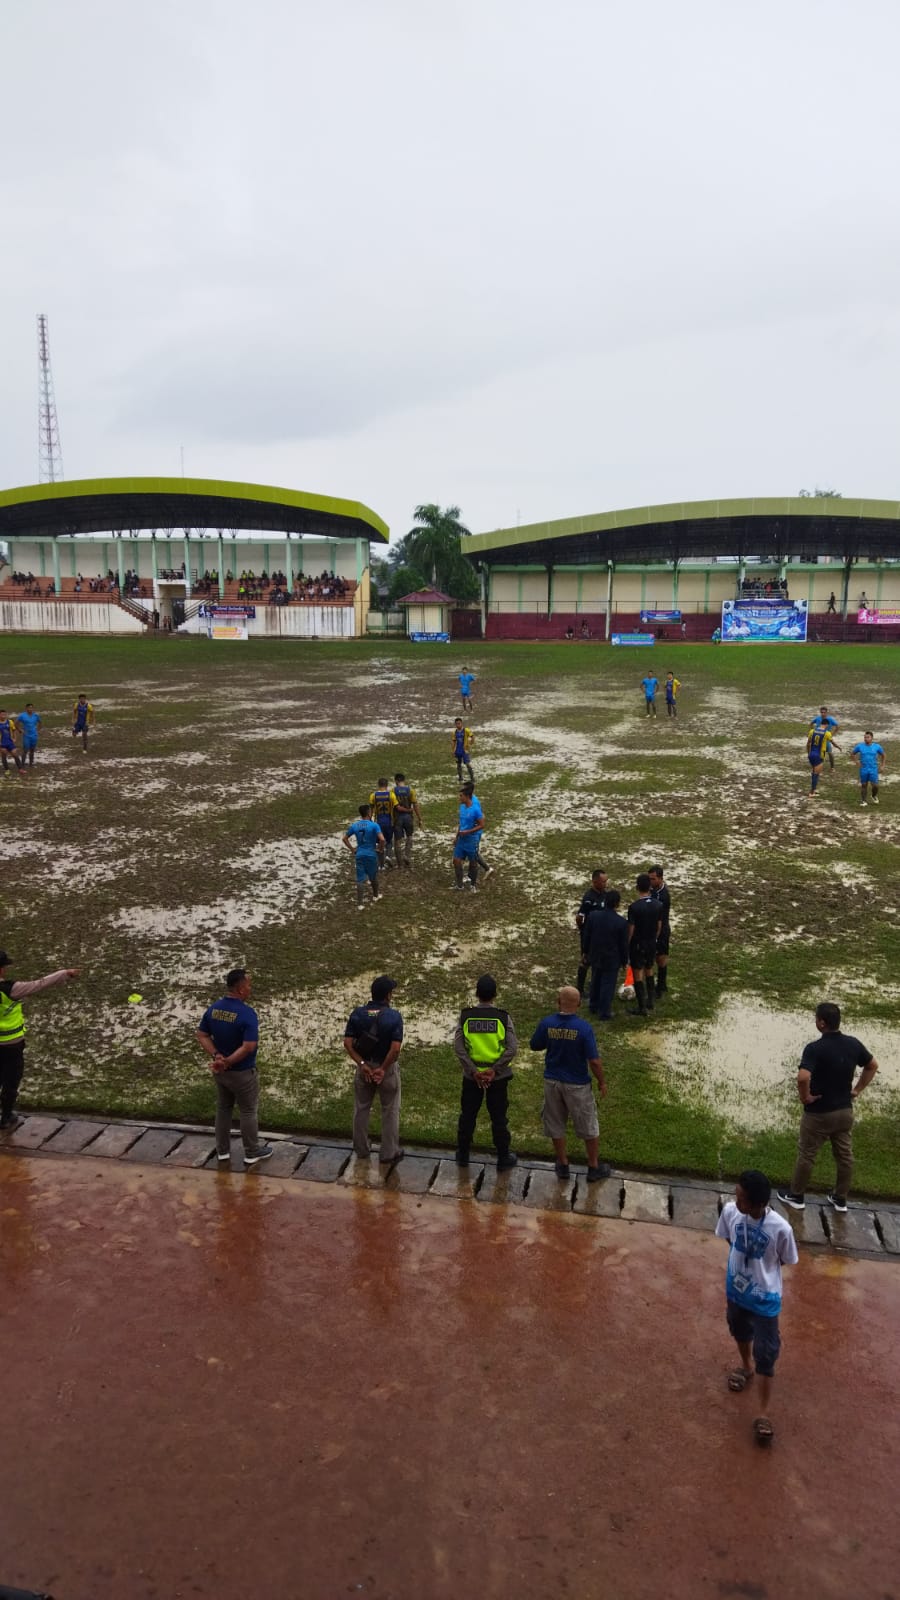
[
  {"x1": 452, "y1": 974, "x2": 519, "y2": 1171},
  {"x1": 0, "y1": 951, "x2": 81, "y2": 1132}
]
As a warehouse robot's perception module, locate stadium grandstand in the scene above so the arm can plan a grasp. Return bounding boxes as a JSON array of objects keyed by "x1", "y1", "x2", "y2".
[
  {"x1": 0, "y1": 476, "x2": 388, "y2": 637},
  {"x1": 463, "y1": 495, "x2": 900, "y2": 642}
]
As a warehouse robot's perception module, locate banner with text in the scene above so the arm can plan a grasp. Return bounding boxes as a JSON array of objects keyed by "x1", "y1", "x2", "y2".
[
  {"x1": 721, "y1": 598, "x2": 808, "y2": 643},
  {"x1": 858, "y1": 607, "x2": 900, "y2": 626}
]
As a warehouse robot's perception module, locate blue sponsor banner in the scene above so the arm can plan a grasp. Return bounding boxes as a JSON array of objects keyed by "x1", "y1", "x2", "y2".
[
  {"x1": 640, "y1": 609, "x2": 682, "y2": 623},
  {"x1": 410, "y1": 630, "x2": 450, "y2": 643},
  {"x1": 198, "y1": 603, "x2": 257, "y2": 619},
  {"x1": 721, "y1": 598, "x2": 808, "y2": 643},
  {"x1": 611, "y1": 632, "x2": 655, "y2": 647}
]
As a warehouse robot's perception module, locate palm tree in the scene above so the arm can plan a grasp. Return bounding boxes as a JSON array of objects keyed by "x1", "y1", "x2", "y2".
[{"x1": 406, "y1": 504, "x2": 471, "y2": 589}]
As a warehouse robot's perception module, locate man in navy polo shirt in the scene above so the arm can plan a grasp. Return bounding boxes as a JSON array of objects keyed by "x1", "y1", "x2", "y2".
[
  {"x1": 530, "y1": 985, "x2": 611, "y2": 1182},
  {"x1": 196, "y1": 968, "x2": 273, "y2": 1168}
]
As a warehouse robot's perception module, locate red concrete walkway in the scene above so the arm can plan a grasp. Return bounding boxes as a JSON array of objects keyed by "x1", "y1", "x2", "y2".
[{"x1": 1, "y1": 1156, "x2": 898, "y2": 1600}]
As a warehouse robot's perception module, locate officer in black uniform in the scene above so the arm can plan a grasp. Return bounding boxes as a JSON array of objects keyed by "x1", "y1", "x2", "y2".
[
  {"x1": 648, "y1": 864, "x2": 672, "y2": 997},
  {"x1": 574, "y1": 869, "x2": 609, "y2": 996},
  {"x1": 626, "y1": 875, "x2": 662, "y2": 1016}
]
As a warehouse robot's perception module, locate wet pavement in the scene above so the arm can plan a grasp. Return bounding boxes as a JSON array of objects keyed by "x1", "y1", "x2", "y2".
[{"x1": 1, "y1": 1155, "x2": 899, "y2": 1600}]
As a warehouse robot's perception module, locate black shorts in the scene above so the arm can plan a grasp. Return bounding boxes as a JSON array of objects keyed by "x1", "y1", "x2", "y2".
[
  {"x1": 656, "y1": 929, "x2": 670, "y2": 957},
  {"x1": 630, "y1": 942, "x2": 655, "y2": 971},
  {"x1": 726, "y1": 1303, "x2": 781, "y2": 1377}
]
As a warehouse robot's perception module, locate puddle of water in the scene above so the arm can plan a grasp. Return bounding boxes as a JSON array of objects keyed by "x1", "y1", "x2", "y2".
[{"x1": 651, "y1": 998, "x2": 897, "y2": 1132}]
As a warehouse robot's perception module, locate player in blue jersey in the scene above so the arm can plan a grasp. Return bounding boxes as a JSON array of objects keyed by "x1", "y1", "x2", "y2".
[
  {"x1": 458, "y1": 669, "x2": 475, "y2": 710},
  {"x1": 0, "y1": 711, "x2": 24, "y2": 777},
  {"x1": 72, "y1": 694, "x2": 94, "y2": 751},
  {"x1": 452, "y1": 718, "x2": 475, "y2": 783},
  {"x1": 463, "y1": 782, "x2": 494, "y2": 880},
  {"x1": 806, "y1": 724, "x2": 839, "y2": 796},
  {"x1": 809, "y1": 706, "x2": 839, "y2": 770},
  {"x1": 641, "y1": 675, "x2": 658, "y2": 717},
  {"x1": 15, "y1": 704, "x2": 42, "y2": 770},
  {"x1": 342, "y1": 804, "x2": 385, "y2": 911},
  {"x1": 453, "y1": 784, "x2": 485, "y2": 892},
  {"x1": 851, "y1": 731, "x2": 885, "y2": 806}
]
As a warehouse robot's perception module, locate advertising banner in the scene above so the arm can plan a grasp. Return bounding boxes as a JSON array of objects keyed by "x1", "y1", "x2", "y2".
[
  {"x1": 207, "y1": 606, "x2": 251, "y2": 641},
  {"x1": 410, "y1": 631, "x2": 450, "y2": 643},
  {"x1": 639, "y1": 609, "x2": 682, "y2": 622},
  {"x1": 721, "y1": 598, "x2": 808, "y2": 643},
  {"x1": 611, "y1": 632, "x2": 655, "y2": 647},
  {"x1": 858, "y1": 607, "x2": 900, "y2": 625}
]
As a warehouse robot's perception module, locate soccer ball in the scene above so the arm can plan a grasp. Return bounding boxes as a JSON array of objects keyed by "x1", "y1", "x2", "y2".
[{"x1": 619, "y1": 982, "x2": 635, "y2": 1000}]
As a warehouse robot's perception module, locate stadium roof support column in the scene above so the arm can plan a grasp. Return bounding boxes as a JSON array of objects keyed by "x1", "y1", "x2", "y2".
[
  {"x1": 356, "y1": 538, "x2": 365, "y2": 584},
  {"x1": 546, "y1": 564, "x2": 553, "y2": 616},
  {"x1": 51, "y1": 536, "x2": 61, "y2": 595},
  {"x1": 284, "y1": 534, "x2": 293, "y2": 593},
  {"x1": 841, "y1": 556, "x2": 853, "y2": 621},
  {"x1": 606, "y1": 561, "x2": 614, "y2": 639},
  {"x1": 184, "y1": 532, "x2": 192, "y2": 597},
  {"x1": 479, "y1": 565, "x2": 487, "y2": 636},
  {"x1": 151, "y1": 534, "x2": 159, "y2": 586},
  {"x1": 117, "y1": 536, "x2": 126, "y2": 592},
  {"x1": 217, "y1": 533, "x2": 225, "y2": 600}
]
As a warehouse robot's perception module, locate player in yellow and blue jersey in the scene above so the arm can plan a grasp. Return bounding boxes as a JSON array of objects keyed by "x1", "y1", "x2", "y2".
[
  {"x1": 0, "y1": 711, "x2": 24, "y2": 777},
  {"x1": 809, "y1": 706, "x2": 839, "y2": 770},
  {"x1": 806, "y1": 723, "x2": 839, "y2": 797},
  {"x1": 72, "y1": 694, "x2": 95, "y2": 751},
  {"x1": 369, "y1": 777, "x2": 397, "y2": 871}
]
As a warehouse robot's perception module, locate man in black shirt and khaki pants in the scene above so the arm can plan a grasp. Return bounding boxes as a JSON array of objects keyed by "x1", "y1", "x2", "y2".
[{"x1": 778, "y1": 1002, "x2": 879, "y2": 1214}]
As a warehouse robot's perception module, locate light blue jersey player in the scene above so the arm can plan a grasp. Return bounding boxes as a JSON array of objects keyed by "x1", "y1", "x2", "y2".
[
  {"x1": 809, "y1": 706, "x2": 839, "y2": 770},
  {"x1": 16, "y1": 703, "x2": 42, "y2": 769},
  {"x1": 458, "y1": 669, "x2": 475, "y2": 710},
  {"x1": 641, "y1": 675, "x2": 659, "y2": 718},
  {"x1": 851, "y1": 732, "x2": 885, "y2": 806},
  {"x1": 453, "y1": 782, "x2": 485, "y2": 892},
  {"x1": 342, "y1": 805, "x2": 385, "y2": 911}
]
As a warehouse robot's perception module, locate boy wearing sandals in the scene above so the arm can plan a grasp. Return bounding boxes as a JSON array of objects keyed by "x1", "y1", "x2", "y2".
[{"x1": 715, "y1": 1170, "x2": 798, "y2": 1445}]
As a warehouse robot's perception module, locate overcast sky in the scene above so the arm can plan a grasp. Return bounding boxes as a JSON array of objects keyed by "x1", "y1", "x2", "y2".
[{"x1": 2, "y1": 0, "x2": 900, "y2": 542}]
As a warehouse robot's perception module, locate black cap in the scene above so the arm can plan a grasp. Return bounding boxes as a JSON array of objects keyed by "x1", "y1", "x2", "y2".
[{"x1": 371, "y1": 975, "x2": 397, "y2": 1003}]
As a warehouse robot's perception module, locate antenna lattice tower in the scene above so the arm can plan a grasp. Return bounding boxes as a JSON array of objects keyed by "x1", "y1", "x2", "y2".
[{"x1": 37, "y1": 313, "x2": 64, "y2": 482}]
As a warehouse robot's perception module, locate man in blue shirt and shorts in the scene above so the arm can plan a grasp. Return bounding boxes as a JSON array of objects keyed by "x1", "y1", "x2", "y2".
[
  {"x1": 196, "y1": 968, "x2": 273, "y2": 1168},
  {"x1": 530, "y1": 985, "x2": 611, "y2": 1182},
  {"x1": 851, "y1": 730, "x2": 885, "y2": 806},
  {"x1": 641, "y1": 674, "x2": 658, "y2": 717},
  {"x1": 343, "y1": 804, "x2": 385, "y2": 911},
  {"x1": 453, "y1": 784, "x2": 484, "y2": 891},
  {"x1": 458, "y1": 669, "x2": 475, "y2": 710},
  {"x1": 15, "y1": 703, "x2": 42, "y2": 770}
]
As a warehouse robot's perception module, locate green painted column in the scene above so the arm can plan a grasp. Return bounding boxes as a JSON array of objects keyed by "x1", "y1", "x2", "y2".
[
  {"x1": 52, "y1": 538, "x2": 61, "y2": 593},
  {"x1": 480, "y1": 565, "x2": 488, "y2": 635},
  {"x1": 284, "y1": 536, "x2": 294, "y2": 593},
  {"x1": 547, "y1": 565, "x2": 554, "y2": 615},
  {"x1": 875, "y1": 566, "x2": 884, "y2": 605},
  {"x1": 577, "y1": 571, "x2": 583, "y2": 611},
  {"x1": 330, "y1": 541, "x2": 337, "y2": 574},
  {"x1": 117, "y1": 537, "x2": 126, "y2": 591},
  {"x1": 606, "y1": 561, "x2": 614, "y2": 638},
  {"x1": 356, "y1": 538, "x2": 365, "y2": 583},
  {"x1": 183, "y1": 534, "x2": 192, "y2": 596},
  {"x1": 672, "y1": 562, "x2": 679, "y2": 609},
  {"x1": 69, "y1": 542, "x2": 77, "y2": 577},
  {"x1": 102, "y1": 543, "x2": 108, "y2": 577},
  {"x1": 517, "y1": 573, "x2": 523, "y2": 613},
  {"x1": 151, "y1": 536, "x2": 159, "y2": 585},
  {"x1": 640, "y1": 571, "x2": 647, "y2": 607},
  {"x1": 217, "y1": 534, "x2": 225, "y2": 599},
  {"x1": 39, "y1": 543, "x2": 46, "y2": 577},
  {"x1": 704, "y1": 569, "x2": 711, "y2": 610},
  {"x1": 264, "y1": 543, "x2": 271, "y2": 576}
]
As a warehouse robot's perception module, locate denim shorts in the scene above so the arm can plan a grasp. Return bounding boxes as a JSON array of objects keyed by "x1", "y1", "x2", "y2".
[{"x1": 726, "y1": 1302, "x2": 781, "y2": 1377}]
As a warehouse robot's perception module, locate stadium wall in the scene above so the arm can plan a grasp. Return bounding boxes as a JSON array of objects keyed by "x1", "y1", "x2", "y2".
[
  {"x1": 0, "y1": 600, "x2": 145, "y2": 634},
  {"x1": 486, "y1": 562, "x2": 900, "y2": 615},
  {"x1": 5, "y1": 537, "x2": 363, "y2": 584}
]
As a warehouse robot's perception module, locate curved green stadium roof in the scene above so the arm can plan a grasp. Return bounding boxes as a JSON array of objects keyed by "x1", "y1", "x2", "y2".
[
  {"x1": 0, "y1": 476, "x2": 389, "y2": 544},
  {"x1": 465, "y1": 496, "x2": 900, "y2": 565}
]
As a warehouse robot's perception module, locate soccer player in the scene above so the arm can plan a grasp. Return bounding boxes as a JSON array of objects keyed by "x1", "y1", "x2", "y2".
[
  {"x1": 648, "y1": 864, "x2": 671, "y2": 995},
  {"x1": 452, "y1": 717, "x2": 475, "y2": 783},
  {"x1": 851, "y1": 731, "x2": 885, "y2": 806},
  {"x1": 809, "y1": 705, "x2": 839, "y2": 770},
  {"x1": 715, "y1": 1170, "x2": 798, "y2": 1446},
  {"x1": 72, "y1": 693, "x2": 95, "y2": 751},
  {"x1": 15, "y1": 703, "x2": 42, "y2": 769},
  {"x1": 664, "y1": 672, "x2": 681, "y2": 719},
  {"x1": 465, "y1": 783, "x2": 494, "y2": 878},
  {"x1": 369, "y1": 777, "x2": 397, "y2": 870},
  {"x1": 574, "y1": 869, "x2": 609, "y2": 997},
  {"x1": 458, "y1": 668, "x2": 475, "y2": 710},
  {"x1": 342, "y1": 804, "x2": 385, "y2": 911},
  {"x1": 453, "y1": 784, "x2": 484, "y2": 891},
  {"x1": 806, "y1": 722, "x2": 839, "y2": 797},
  {"x1": 0, "y1": 711, "x2": 24, "y2": 777},
  {"x1": 626, "y1": 873, "x2": 662, "y2": 1014},
  {"x1": 392, "y1": 772, "x2": 422, "y2": 867},
  {"x1": 641, "y1": 674, "x2": 658, "y2": 717}
]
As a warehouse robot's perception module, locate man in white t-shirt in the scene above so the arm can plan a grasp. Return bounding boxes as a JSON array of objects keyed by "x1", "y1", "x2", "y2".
[{"x1": 714, "y1": 1169, "x2": 799, "y2": 1446}]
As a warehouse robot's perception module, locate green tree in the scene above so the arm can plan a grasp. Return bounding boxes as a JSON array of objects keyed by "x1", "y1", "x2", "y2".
[
  {"x1": 798, "y1": 487, "x2": 842, "y2": 498},
  {"x1": 403, "y1": 503, "x2": 478, "y2": 602}
]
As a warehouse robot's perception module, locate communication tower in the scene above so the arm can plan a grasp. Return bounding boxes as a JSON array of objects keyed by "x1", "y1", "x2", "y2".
[{"x1": 37, "y1": 313, "x2": 64, "y2": 482}]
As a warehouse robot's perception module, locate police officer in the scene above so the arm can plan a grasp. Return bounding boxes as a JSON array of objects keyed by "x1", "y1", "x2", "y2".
[
  {"x1": 0, "y1": 951, "x2": 80, "y2": 1131},
  {"x1": 452, "y1": 974, "x2": 519, "y2": 1170},
  {"x1": 343, "y1": 976, "x2": 405, "y2": 1165},
  {"x1": 575, "y1": 868, "x2": 609, "y2": 996}
]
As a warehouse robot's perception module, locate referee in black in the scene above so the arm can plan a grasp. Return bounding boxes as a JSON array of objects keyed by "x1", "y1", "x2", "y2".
[
  {"x1": 626, "y1": 874, "x2": 662, "y2": 1016},
  {"x1": 574, "y1": 868, "x2": 608, "y2": 997},
  {"x1": 648, "y1": 865, "x2": 671, "y2": 998}
]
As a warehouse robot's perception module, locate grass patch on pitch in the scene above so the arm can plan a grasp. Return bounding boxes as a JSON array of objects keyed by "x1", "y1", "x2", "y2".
[{"x1": 1, "y1": 633, "x2": 899, "y2": 1196}]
